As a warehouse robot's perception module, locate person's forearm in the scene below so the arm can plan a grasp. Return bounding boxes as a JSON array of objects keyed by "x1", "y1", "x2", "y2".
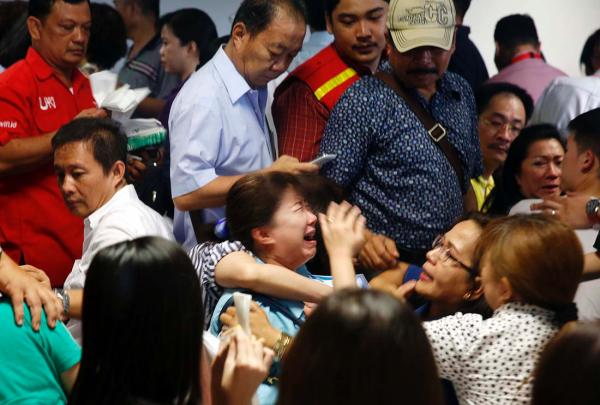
[
  {"x1": 0, "y1": 131, "x2": 55, "y2": 176},
  {"x1": 217, "y1": 259, "x2": 331, "y2": 303},
  {"x1": 133, "y1": 97, "x2": 166, "y2": 118},
  {"x1": 173, "y1": 174, "x2": 246, "y2": 211},
  {"x1": 65, "y1": 289, "x2": 83, "y2": 319},
  {"x1": 329, "y1": 255, "x2": 357, "y2": 290}
]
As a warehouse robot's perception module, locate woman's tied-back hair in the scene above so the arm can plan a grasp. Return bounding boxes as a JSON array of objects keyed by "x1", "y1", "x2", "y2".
[
  {"x1": 226, "y1": 172, "x2": 305, "y2": 252},
  {"x1": 474, "y1": 215, "x2": 583, "y2": 322},
  {"x1": 277, "y1": 289, "x2": 443, "y2": 405},
  {"x1": 70, "y1": 237, "x2": 203, "y2": 405}
]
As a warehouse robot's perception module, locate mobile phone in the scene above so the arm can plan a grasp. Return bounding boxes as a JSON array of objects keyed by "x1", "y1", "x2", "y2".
[{"x1": 310, "y1": 154, "x2": 337, "y2": 167}]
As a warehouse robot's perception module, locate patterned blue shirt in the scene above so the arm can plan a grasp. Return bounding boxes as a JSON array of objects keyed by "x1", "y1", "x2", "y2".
[{"x1": 320, "y1": 63, "x2": 482, "y2": 250}]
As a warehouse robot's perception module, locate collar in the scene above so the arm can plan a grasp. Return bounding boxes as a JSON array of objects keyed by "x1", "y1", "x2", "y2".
[
  {"x1": 127, "y1": 34, "x2": 160, "y2": 61},
  {"x1": 511, "y1": 51, "x2": 543, "y2": 65},
  {"x1": 26, "y1": 47, "x2": 87, "y2": 90},
  {"x1": 85, "y1": 185, "x2": 137, "y2": 229},
  {"x1": 214, "y1": 46, "x2": 266, "y2": 105},
  {"x1": 308, "y1": 30, "x2": 334, "y2": 46}
]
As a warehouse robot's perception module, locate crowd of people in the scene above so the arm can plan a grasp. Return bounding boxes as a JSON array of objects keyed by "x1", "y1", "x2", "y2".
[{"x1": 0, "y1": 0, "x2": 600, "y2": 404}]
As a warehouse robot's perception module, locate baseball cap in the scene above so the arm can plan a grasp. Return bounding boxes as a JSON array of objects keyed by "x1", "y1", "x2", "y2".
[{"x1": 387, "y1": 0, "x2": 456, "y2": 53}]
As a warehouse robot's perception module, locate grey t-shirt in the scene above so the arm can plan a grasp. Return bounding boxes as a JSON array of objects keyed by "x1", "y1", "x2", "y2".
[{"x1": 118, "y1": 35, "x2": 179, "y2": 99}]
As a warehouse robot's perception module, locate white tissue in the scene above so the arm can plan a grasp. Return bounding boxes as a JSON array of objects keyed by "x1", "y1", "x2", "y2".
[
  {"x1": 89, "y1": 70, "x2": 150, "y2": 122},
  {"x1": 233, "y1": 291, "x2": 252, "y2": 334}
]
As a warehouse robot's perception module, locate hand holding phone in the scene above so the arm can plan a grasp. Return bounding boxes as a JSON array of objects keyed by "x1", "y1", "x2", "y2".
[{"x1": 310, "y1": 154, "x2": 337, "y2": 167}]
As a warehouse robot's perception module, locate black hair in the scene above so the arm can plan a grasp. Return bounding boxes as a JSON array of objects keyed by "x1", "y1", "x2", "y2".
[
  {"x1": 28, "y1": 0, "x2": 89, "y2": 20},
  {"x1": 226, "y1": 172, "x2": 305, "y2": 253},
  {"x1": 127, "y1": 0, "x2": 159, "y2": 20},
  {"x1": 52, "y1": 118, "x2": 127, "y2": 175},
  {"x1": 231, "y1": 0, "x2": 306, "y2": 36},
  {"x1": 87, "y1": 3, "x2": 127, "y2": 71},
  {"x1": 494, "y1": 14, "x2": 539, "y2": 50},
  {"x1": 580, "y1": 29, "x2": 600, "y2": 76},
  {"x1": 475, "y1": 82, "x2": 534, "y2": 122},
  {"x1": 162, "y1": 8, "x2": 218, "y2": 68},
  {"x1": 533, "y1": 321, "x2": 600, "y2": 405},
  {"x1": 306, "y1": 0, "x2": 327, "y2": 31},
  {"x1": 484, "y1": 124, "x2": 564, "y2": 215},
  {"x1": 325, "y1": 0, "x2": 390, "y2": 20},
  {"x1": 568, "y1": 108, "x2": 600, "y2": 174},
  {"x1": 0, "y1": 12, "x2": 30, "y2": 68},
  {"x1": 278, "y1": 289, "x2": 443, "y2": 405},
  {"x1": 452, "y1": 0, "x2": 471, "y2": 20},
  {"x1": 0, "y1": 1, "x2": 28, "y2": 41},
  {"x1": 70, "y1": 237, "x2": 203, "y2": 405}
]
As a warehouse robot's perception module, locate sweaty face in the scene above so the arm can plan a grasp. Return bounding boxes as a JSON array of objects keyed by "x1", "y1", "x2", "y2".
[
  {"x1": 54, "y1": 142, "x2": 121, "y2": 218},
  {"x1": 387, "y1": 35, "x2": 455, "y2": 97},
  {"x1": 30, "y1": 0, "x2": 91, "y2": 69},
  {"x1": 478, "y1": 93, "x2": 527, "y2": 170},
  {"x1": 327, "y1": 0, "x2": 388, "y2": 70},
  {"x1": 417, "y1": 220, "x2": 481, "y2": 304},
  {"x1": 516, "y1": 139, "x2": 564, "y2": 199},
  {"x1": 257, "y1": 188, "x2": 318, "y2": 270},
  {"x1": 160, "y1": 25, "x2": 191, "y2": 76},
  {"x1": 236, "y1": 10, "x2": 305, "y2": 88}
]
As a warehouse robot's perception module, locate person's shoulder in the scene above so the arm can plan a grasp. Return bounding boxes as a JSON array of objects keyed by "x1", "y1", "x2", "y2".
[
  {"x1": 443, "y1": 71, "x2": 473, "y2": 93},
  {"x1": 0, "y1": 60, "x2": 34, "y2": 94}
]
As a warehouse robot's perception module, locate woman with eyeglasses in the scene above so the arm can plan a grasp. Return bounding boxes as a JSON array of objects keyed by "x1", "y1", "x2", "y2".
[
  {"x1": 466, "y1": 83, "x2": 533, "y2": 212},
  {"x1": 484, "y1": 124, "x2": 565, "y2": 215},
  {"x1": 370, "y1": 212, "x2": 491, "y2": 321}
]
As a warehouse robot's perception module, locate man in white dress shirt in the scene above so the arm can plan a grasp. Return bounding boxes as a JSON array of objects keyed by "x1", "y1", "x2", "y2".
[
  {"x1": 169, "y1": 0, "x2": 317, "y2": 249},
  {"x1": 52, "y1": 117, "x2": 173, "y2": 340}
]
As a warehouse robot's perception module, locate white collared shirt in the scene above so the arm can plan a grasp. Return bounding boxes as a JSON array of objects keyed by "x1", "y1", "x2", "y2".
[
  {"x1": 169, "y1": 46, "x2": 273, "y2": 249},
  {"x1": 530, "y1": 71, "x2": 600, "y2": 140},
  {"x1": 424, "y1": 303, "x2": 558, "y2": 404},
  {"x1": 64, "y1": 185, "x2": 174, "y2": 290}
]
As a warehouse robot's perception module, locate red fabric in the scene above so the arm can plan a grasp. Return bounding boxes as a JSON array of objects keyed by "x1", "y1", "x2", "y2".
[
  {"x1": 273, "y1": 45, "x2": 361, "y2": 162},
  {"x1": 0, "y1": 48, "x2": 94, "y2": 286}
]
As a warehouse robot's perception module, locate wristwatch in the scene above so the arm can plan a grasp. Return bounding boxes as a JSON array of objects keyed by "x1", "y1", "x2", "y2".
[
  {"x1": 586, "y1": 198, "x2": 600, "y2": 224},
  {"x1": 53, "y1": 288, "x2": 70, "y2": 318}
]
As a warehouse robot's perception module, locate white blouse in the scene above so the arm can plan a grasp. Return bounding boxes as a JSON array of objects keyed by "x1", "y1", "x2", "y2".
[{"x1": 424, "y1": 302, "x2": 558, "y2": 405}]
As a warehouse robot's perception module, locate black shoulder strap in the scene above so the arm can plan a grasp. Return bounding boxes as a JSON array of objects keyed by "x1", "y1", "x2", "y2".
[{"x1": 375, "y1": 71, "x2": 466, "y2": 192}]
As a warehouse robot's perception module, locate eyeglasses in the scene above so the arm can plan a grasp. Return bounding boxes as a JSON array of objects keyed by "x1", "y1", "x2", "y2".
[
  {"x1": 481, "y1": 117, "x2": 523, "y2": 137},
  {"x1": 431, "y1": 235, "x2": 477, "y2": 278}
]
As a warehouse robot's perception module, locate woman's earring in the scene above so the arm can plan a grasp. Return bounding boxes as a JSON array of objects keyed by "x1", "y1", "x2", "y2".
[{"x1": 463, "y1": 290, "x2": 473, "y2": 301}]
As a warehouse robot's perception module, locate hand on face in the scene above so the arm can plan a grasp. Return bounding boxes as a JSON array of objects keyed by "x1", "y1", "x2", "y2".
[{"x1": 318, "y1": 201, "x2": 366, "y2": 260}]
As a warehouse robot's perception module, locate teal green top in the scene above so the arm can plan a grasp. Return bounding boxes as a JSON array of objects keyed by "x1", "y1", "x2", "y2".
[{"x1": 0, "y1": 299, "x2": 81, "y2": 404}]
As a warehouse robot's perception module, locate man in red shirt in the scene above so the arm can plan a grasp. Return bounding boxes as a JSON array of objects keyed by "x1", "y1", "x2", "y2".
[
  {"x1": 0, "y1": 0, "x2": 106, "y2": 287},
  {"x1": 272, "y1": 0, "x2": 389, "y2": 162}
]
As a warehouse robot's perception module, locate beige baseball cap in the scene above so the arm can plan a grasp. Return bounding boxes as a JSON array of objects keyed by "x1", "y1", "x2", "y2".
[{"x1": 387, "y1": 0, "x2": 456, "y2": 53}]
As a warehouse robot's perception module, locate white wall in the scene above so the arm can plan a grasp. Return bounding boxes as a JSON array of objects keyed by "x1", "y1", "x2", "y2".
[
  {"x1": 91, "y1": 0, "x2": 599, "y2": 77},
  {"x1": 463, "y1": 0, "x2": 600, "y2": 77}
]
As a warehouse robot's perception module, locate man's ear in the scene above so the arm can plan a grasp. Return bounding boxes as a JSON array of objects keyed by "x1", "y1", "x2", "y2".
[
  {"x1": 112, "y1": 161, "x2": 126, "y2": 185},
  {"x1": 325, "y1": 12, "x2": 333, "y2": 34},
  {"x1": 27, "y1": 16, "x2": 42, "y2": 41},
  {"x1": 580, "y1": 149, "x2": 595, "y2": 173},
  {"x1": 251, "y1": 226, "x2": 274, "y2": 248},
  {"x1": 230, "y1": 22, "x2": 248, "y2": 51}
]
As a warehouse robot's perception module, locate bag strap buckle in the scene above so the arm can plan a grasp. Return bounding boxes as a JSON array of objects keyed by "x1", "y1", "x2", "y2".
[{"x1": 428, "y1": 123, "x2": 447, "y2": 142}]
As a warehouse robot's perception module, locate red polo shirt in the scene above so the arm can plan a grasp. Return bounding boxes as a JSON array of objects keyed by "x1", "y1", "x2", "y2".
[{"x1": 0, "y1": 48, "x2": 95, "y2": 287}]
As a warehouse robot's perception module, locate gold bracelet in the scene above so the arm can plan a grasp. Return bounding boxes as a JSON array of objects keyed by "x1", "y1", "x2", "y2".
[{"x1": 273, "y1": 332, "x2": 292, "y2": 361}]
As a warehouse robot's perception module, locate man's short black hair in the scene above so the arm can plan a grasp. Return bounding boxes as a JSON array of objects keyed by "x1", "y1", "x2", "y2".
[
  {"x1": 325, "y1": 0, "x2": 389, "y2": 20},
  {"x1": 52, "y1": 118, "x2": 127, "y2": 175},
  {"x1": 128, "y1": 0, "x2": 159, "y2": 20},
  {"x1": 452, "y1": 0, "x2": 471, "y2": 20},
  {"x1": 306, "y1": 0, "x2": 327, "y2": 31},
  {"x1": 231, "y1": 0, "x2": 306, "y2": 36},
  {"x1": 494, "y1": 14, "x2": 539, "y2": 50},
  {"x1": 29, "y1": 0, "x2": 89, "y2": 20},
  {"x1": 568, "y1": 108, "x2": 600, "y2": 164},
  {"x1": 476, "y1": 82, "x2": 534, "y2": 122},
  {"x1": 580, "y1": 29, "x2": 600, "y2": 76},
  {"x1": 88, "y1": 3, "x2": 127, "y2": 71}
]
